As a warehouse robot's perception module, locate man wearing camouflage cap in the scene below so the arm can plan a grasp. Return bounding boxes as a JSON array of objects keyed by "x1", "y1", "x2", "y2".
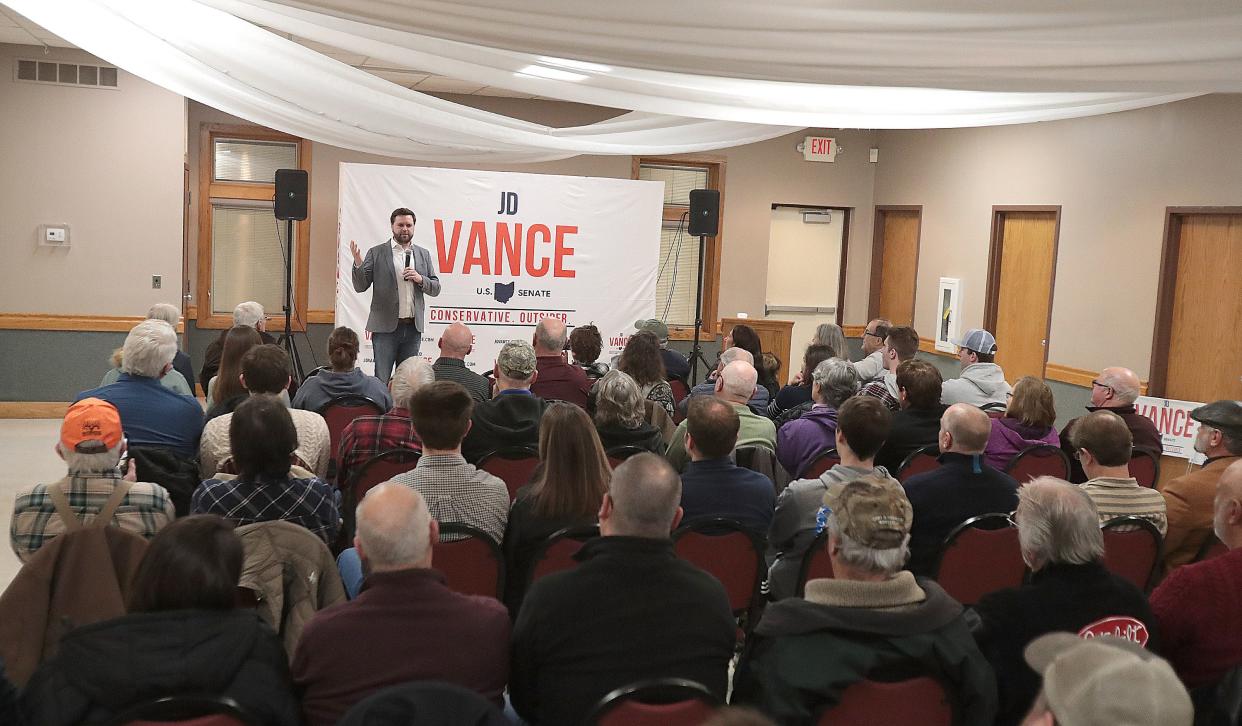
[
  {"x1": 734, "y1": 474, "x2": 997, "y2": 724},
  {"x1": 1159, "y1": 399, "x2": 1242, "y2": 571},
  {"x1": 460, "y1": 340, "x2": 548, "y2": 463},
  {"x1": 634, "y1": 318, "x2": 690, "y2": 381}
]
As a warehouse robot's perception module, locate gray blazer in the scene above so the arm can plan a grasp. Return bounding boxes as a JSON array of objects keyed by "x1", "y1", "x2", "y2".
[{"x1": 352, "y1": 240, "x2": 441, "y2": 333}]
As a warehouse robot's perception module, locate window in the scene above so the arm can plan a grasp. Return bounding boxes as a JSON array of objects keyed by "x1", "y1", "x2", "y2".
[
  {"x1": 196, "y1": 125, "x2": 311, "y2": 330},
  {"x1": 634, "y1": 157, "x2": 724, "y2": 337}
]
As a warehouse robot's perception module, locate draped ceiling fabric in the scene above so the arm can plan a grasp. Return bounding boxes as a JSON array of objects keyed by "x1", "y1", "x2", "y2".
[{"x1": 6, "y1": 0, "x2": 1242, "y2": 162}]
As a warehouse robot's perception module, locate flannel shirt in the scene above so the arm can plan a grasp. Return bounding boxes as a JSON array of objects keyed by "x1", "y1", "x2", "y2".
[
  {"x1": 192, "y1": 473, "x2": 341, "y2": 545},
  {"x1": 858, "y1": 375, "x2": 901, "y2": 411},
  {"x1": 11, "y1": 472, "x2": 175, "y2": 562},
  {"x1": 389, "y1": 454, "x2": 509, "y2": 543},
  {"x1": 336, "y1": 408, "x2": 421, "y2": 486}
]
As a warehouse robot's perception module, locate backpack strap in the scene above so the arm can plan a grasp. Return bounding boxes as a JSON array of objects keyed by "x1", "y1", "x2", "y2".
[{"x1": 46, "y1": 476, "x2": 134, "y2": 531}]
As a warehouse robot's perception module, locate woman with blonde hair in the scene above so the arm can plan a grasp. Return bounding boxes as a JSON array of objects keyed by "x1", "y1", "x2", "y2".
[
  {"x1": 811, "y1": 322, "x2": 848, "y2": 360},
  {"x1": 984, "y1": 375, "x2": 1060, "y2": 470}
]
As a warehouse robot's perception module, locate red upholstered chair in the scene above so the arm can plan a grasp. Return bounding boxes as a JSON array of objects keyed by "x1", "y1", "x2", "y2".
[
  {"x1": 351, "y1": 449, "x2": 421, "y2": 501},
  {"x1": 587, "y1": 678, "x2": 720, "y2": 726},
  {"x1": 316, "y1": 394, "x2": 385, "y2": 480},
  {"x1": 1101, "y1": 516, "x2": 1164, "y2": 592},
  {"x1": 673, "y1": 518, "x2": 765, "y2": 629},
  {"x1": 477, "y1": 446, "x2": 541, "y2": 501},
  {"x1": 896, "y1": 444, "x2": 942, "y2": 482},
  {"x1": 1004, "y1": 444, "x2": 1071, "y2": 483},
  {"x1": 803, "y1": 449, "x2": 841, "y2": 480},
  {"x1": 816, "y1": 676, "x2": 953, "y2": 726},
  {"x1": 105, "y1": 695, "x2": 260, "y2": 726},
  {"x1": 1129, "y1": 450, "x2": 1161, "y2": 488},
  {"x1": 435, "y1": 523, "x2": 505, "y2": 600},
  {"x1": 528, "y1": 525, "x2": 600, "y2": 586},
  {"x1": 934, "y1": 513, "x2": 1027, "y2": 606},
  {"x1": 669, "y1": 378, "x2": 691, "y2": 406},
  {"x1": 796, "y1": 528, "x2": 835, "y2": 597}
]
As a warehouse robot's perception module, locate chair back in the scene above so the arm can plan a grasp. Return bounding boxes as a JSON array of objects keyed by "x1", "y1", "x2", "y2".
[
  {"x1": 477, "y1": 447, "x2": 541, "y2": 501},
  {"x1": 644, "y1": 399, "x2": 678, "y2": 442},
  {"x1": 317, "y1": 395, "x2": 385, "y2": 477},
  {"x1": 588, "y1": 678, "x2": 720, "y2": 726},
  {"x1": 435, "y1": 523, "x2": 505, "y2": 600},
  {"x1": 673, "y1": 518, "x2": 765, "y2": 618},
  {"x1": 1101, "y1": 516, "x2": 1164, "y2": 592},
  {"x1": 1129, "y1": 450, "x2": 1161, "y2": 488},
  {"x1": 816, "y1": 676, "x2": 953, "y2": 726},
  {"x1": 934, "y1": 514, "x2": 1026, "y2": 606},
  {"x1": 896, "y1": 444, "x2": 942, "y2": 483},
  {"x1": 669, "y1": 378, "x2": 691, "y2": 405},
  {"x1": 606, "y1": 445, "x2": 649, "y2": 469},
  {"x1": 1194, "y1": 534, "x2": 1229, "y2": 563},
  {"x1": 734, "y1": 445, "x2": 785, "y2": 486},
  {"x1": 1004, "y1": 444, "x2": 1071, "y2": 482},
  {"x1": 104, "y1": 695, "x2": 261, "y2": 726},
  {"x1": 803, "y1": 449, "x2": 840, "y2": 480},
  {"x1": 337, "y1": 680, "x2": 507, "y2": 726},
  {"x1": 796, "y1": 528, "x2": 835, "y2": 597},
  {"x1": 528, "y1": 525, "x2": 600, "y2": 585},
  {"x1": 351, "y1": 449, "x2": 421, "y2": 500}
]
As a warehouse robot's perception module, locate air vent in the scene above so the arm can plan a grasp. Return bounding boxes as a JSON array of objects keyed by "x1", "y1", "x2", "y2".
[{"x1": 14, "y1": 58, "x2": 119, "y2": 89}]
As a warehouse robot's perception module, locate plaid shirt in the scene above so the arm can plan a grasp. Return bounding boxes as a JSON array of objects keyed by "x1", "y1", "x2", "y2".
[
  {"x1": 336, "y1": 408, "x2": 421, "y2": 486},
  {"x1": 11, "y1": 471, "x2": 175, "y2": 562},
  {"x1": 858, "y1": 374, "x2": 901, "y2": 411},
  {"x1": 191, "y1": 473, "x2": 341, "y2": 545},
  {"x1": 389, "y1": 453, "x2": 509, "y2": 543}
]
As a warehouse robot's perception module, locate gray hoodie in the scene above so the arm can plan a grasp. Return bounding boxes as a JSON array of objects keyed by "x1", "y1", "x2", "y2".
[{"x1": 940, "y1": 363, "x2": 1011, "y2": 408}]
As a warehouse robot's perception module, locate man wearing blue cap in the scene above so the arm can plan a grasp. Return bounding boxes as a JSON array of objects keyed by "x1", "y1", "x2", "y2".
[{"x1": 942, "y1": 328, "x2": 1012, "y2": 408}]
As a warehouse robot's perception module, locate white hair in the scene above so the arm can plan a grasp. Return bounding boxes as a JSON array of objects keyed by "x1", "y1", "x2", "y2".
[
  {"x1": 812, "y1": 357, "x2": 860, "y2": 407},
  {"x1": 1017, "y1": 477, "x2": 1105, "y2": 570},
  {"x1": 121, "y1": 320, "x2": 178, "y2": 378},
  {"x1": 355, "y1": 483, "x2": 431, "y2": 568},
  {"x1": 719, "y1": 346, "x2": 754, "y2": 368},
  {"x1": 60, "y1": 441, "x2": 123, "y2": 474},
  {"x1": 826, "y1": 512, "x2": 910, "y2": 576},
  {"x1": 1098, "y1": 369, "x2": 1140, "y2": 405},
  {"x1": 720, "y1": 360, "x2": 758, "y2": 399},
  {"x1": 145, "y1": 303, "x2": 180, "y2": 328},
  {"x1": 390, "y1": 358, "x2": 435, "y2": 410},
  {"x1": 233, "y1": 301, "x2": 265, "y2": 328}
]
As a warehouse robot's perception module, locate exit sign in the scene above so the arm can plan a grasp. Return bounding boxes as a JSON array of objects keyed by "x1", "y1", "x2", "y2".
[{"x1": 802, "y1": 135, "x2": 837, "y2": 162}]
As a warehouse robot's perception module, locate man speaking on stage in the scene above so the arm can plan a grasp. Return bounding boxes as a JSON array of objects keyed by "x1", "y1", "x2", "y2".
[{"x1": 349, "y1": 207, "x2": 441, "y2": 384}]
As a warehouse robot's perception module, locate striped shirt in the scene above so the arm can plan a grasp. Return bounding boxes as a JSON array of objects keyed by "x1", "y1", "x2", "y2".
[
  {"x1": 192, "y1": 473, "x2": 341, "y2": 545},
  {"x1": 389, "y1": 453, "x2": 509, "y2": 543},
  {"x1": 433, "y1": 357, "x2": 491, "y2": 402},
  {"x1": 11, "y1": 472, "x2": 175, "y2": 562},
  {"x1": 1082, "y1": 477, "x2": 1169, "y2": 534}
]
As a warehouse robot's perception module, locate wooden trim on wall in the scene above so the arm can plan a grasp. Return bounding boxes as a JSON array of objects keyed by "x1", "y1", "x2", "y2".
[
  {"x1": 835, "y1": 207, "x2": 852, "y2": 327},
  {"x1": 0, "y1": 402, "x2": 70, "y2": 419},
  {"x1": 0, "y1": 313, "x2": 183, "y2": 333},
  {"x1": 915, "y1": 338, "x2": 1150, "y2": 392},
  {"x1": 843, "y1": 325, "x2": 866, "y2": 338},
  {"x1": 983, "y1": 205, "x2": 1062, "y2": 377},
  {"x1": 919, "y1": 337, "x2": 956, "y2": 358},
  {"x1": 306, "y1": 309, "x2": 334, "y2": 324},
  {"x1": 868, "y1": 205, "x2": 923, "y2": 322}
]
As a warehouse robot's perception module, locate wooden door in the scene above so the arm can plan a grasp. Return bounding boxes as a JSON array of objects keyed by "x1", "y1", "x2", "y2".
[
  {"x1": 985, "y1": 208, "x2": 1060, "y2": 382},
  {"x1": 869, "y1": 207, "x2": 921, "y2": 326}
]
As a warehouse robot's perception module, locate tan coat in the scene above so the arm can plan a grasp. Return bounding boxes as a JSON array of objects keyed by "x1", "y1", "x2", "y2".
[{"x1": 1160, "y1": 456, "x2": 1242, "y2": 571}]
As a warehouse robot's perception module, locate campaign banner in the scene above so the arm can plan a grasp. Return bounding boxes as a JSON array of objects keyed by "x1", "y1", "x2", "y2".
[
  {"x1": 336, "y1": 164, "x2": 663, "y2": 377},
  {"x1": 1134, "y1": 395, "x2": 1207, "y2": 463}
]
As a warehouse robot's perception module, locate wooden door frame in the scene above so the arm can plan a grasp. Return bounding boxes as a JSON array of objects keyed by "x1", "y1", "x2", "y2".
[
  {"x1": 1148, "y1": 206, "x2": 1242, "y2": 397},
  {"x1": 867, "y1": 205, "x2": 923, "y2": 322},
  {"x1": 982, "y1": 205, "x2": 1062, "y2": 376},
  {"x1": 769, "y1": 203, "x2": 852, "y2": 326}
]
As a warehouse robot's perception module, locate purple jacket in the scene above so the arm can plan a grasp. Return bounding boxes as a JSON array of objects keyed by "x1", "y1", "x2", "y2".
[
  {"x1": 776, "y1": 404, "x2": 838, "y2": 478},
  {"x1": 984, "y1": 417, "x2": 1060, "y2": 471}
]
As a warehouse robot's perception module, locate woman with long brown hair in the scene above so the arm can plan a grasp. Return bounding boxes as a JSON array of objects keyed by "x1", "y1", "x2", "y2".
[
  {"x1": 726, "y1": 323, "x2": 778, "y2": 397},
  {"x1": 209, "y1": 325, "x2": 262, "y2": 405},
  {"x1": 291, "y1": 326, "x2": 392, "y2": 411},
  {"x1": 616, "y1": 330, "x2": 676, "y2": 419}
]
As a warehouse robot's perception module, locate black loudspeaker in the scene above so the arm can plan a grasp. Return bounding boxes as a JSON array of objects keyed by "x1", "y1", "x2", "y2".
[
  {"x1": 274, "y1": 168, "x2": 308, "y2": 221},
  {"x1": 688, "y1": 189, "x2": 719, "y2": 237}
]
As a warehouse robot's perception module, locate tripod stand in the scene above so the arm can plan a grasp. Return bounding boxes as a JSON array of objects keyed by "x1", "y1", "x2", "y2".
[
  {"x1": 276, "y1": 217, "x2": 305, "y2": 384},
  {"x1": 686, "y1": 233, "x2": 713, "y2": 386}
]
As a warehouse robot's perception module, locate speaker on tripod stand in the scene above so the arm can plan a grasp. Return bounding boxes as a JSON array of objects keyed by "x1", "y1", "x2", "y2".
[
  {"x1": 685, "y1": 189, "x2": 719, "y2": 385},
  {"x1": 274, "y1": 169, "x2": 308, "y2": 382}
]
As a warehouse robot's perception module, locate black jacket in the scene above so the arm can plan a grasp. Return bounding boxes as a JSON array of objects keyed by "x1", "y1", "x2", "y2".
[
  {"x1": 1061, "y1": 404, "x2": 1164, "y2": 482},
  {"x1": 461, "y1": 391, "x2": 548, "y2": 464},
  {"x1": 595, "y1": 422, "x2": 665, "y2": 454},
  {"x1": 510, "y1": 536, "x2": 736, "y2": 725},
  {"x1": 20, "y1": 609, "x2": 300, "y2": 726},
  {"x1": 875, "y1": 405, "x2": 946, "y2": 473}
]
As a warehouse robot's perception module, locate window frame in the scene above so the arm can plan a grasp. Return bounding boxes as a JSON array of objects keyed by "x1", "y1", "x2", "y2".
[
  {"x1": 196, "y1": 123, "x2": 312, "y2": 331},
  {"x1": 632, "y1": 155, "x2": 724, "y2": 339}
]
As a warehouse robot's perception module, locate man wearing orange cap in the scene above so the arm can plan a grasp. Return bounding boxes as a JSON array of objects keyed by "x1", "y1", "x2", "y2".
[{"x1": 10, "y1": 398, "x2": 175, "y2": 562}]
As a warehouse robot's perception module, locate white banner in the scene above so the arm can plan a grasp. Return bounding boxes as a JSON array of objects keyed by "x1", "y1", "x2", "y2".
[
  {"x1": 336, "y1": 164, "x2": 663, "y2": 377},
  {"x1": 1134, "y1": 395, "x2": 1207, "y2": 464}
]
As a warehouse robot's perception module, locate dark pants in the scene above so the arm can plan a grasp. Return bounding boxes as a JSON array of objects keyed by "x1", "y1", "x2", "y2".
[{"x1": 371, "y1": 320, "x2": 422, "y2": 384}]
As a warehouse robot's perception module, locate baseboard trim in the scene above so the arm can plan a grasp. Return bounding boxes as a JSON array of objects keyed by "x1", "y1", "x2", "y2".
[
  {"x1": 0, "y1": 313, "x2": 184, "y2": 333},
  {"x1": 0, "y1": 402, "x2": 70, "y2": 419}
]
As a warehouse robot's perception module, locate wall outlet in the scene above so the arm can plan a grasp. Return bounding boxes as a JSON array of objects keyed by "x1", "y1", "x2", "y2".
[{"x1": 152, "y1": 275, "x2": 162, "y2": 289}]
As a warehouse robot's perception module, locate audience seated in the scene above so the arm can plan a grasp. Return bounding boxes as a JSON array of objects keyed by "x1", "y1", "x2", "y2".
[
  {"x1": 19, "y1": 515, "x2": 301, "y2": 726},
  {"x1": 902, "y1": 404, "x2": 1020, "y2": 576},
  {"x1": 679, "y1": 396, "x2": 776, "y2": 532},
  {"x1": 680, "y1": 346, "x2": 771, "y2": 417},
  {"x1": 972, "y1": 478, "x2": 1157, "y2": 726},
  {"x1": 1020, "y1": 633, "x2": 1191, "y2": 726},
  {"x1": 858, "y1": 325, "x2": 920, "y2": 410},
  {"x1": 460, "y1": 341, "x2": 548, "y2": 463},
  {"x1": 207, "y1": 324, "x2": 263, "y2": 407},
  {"x1": 432, "y1": 321, "x2": 491, "y2": 402},
  {"x1": 851, "y1": 318, "x2": 891, "y2": 383},
  {"x1": 510, "y1": 454, "x2": 736, "y2": 725},
  {"x1": 292, "y1": 326, "x2": 393, "y2": 412},
  {"x1": 1071, "y1": 410, "x2": 1168, "y2": 532},
  {"x1": 768, "y1": 397, "x2": 892, "y2": 600},
  {"x1": 1159, "y1": 400, "x2": 1242, "y2": 570},
  {"x1": 569, "y1": 323, "x2": 611, "y2": 380},
  {"x1": 1151, "y1": 459, "x2": 1242, "y2": 690},
  {"x1": 200, "y1": 345, "x2": 331, "y2": 479},
  {"x1": 727, "y1": 323, "x2": 780, "y2": 397},
  {"x1": 504, "y1": 403, "x2": 611, "y2": 611},
  {"x1": 101, "y1": 304, "x2": 195, "y2": 395},
  {"x1": 76, "y1": 319, "x2": 204, "y2": 459},
  {"x1": 635, "y1": 318, "x2": 689, "y2": 381},
  {"x1": 100, "y1": 348, "x2": 192, "y2": 395},
  {"x1": 767, "y1": 344, "x2": 834, "y2": 419},
  {"x1": 192, "y1": 396, "x2": 340, "y2": 545},
  {"x1": 294, "y1": 484, "x2": 510, "y2": 726},
  {"x1": 199, "y1": 300, "x2": 276, "y2": 393},
  {"x1": 1059, "y1": 366, "x2": 1162, "y2": 482},
  {"x1": 336, "y1": 357, "x2": 434, "y2": 486},
  {"x1": 591, "y1": 370, "x2": 665, "y2": 453},
  {"x1": 616, "y1": 330, "x2": 677, "y2": 418},
  {"x1": 775, "y1": 357, "x2": 859, "y2": 478},
  {"x1": 734, "y1": 475, "x2": 997, "y2": 724},
  {"x1": 984, "y1": 375, "x2": 1060, "y2": 470},
  {"x1": 810, "y1": 322, "x2": 848, "y2": 361},
  {"x1": 875, "y1": 359, "x2": 947, "y2": 472},
  {"x1": 529, "y1": 317, "x2": 592, "y2": 407},
  {"x1": 941, "y1": 329, "x2": 1011, "y2": 407},
  {"x1": 11, "y1": 398, "x2": 174, "y2": 563},
  {"x1": 666, "y1": 360, "x2": 777, "y2": 472}
]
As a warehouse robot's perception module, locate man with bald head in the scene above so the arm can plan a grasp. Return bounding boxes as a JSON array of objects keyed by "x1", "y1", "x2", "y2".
[
  {"x1": 665, "y1": 359, "x2": 777, "y2": 471},
  {"x1": 293, "y1": 483, "x2": 510, "y2": 726},
  {"x1": 901, "y1": 403, "x2": 1020, "y2": 576},
  {"x1": 1071, "y1": 410, "x2": 1167, "y2": 532},
  {"x1": 529, "y1": 316, "x2": 591, "y2": 408},
  {"x1": 432, "y1": 322, "x2": 489, "y2": 402},
  {"x1": 510, "y1": 454, "x2": 735, "y2": 725},
  {"x1": 680, "y1": 346, "x2": 771, "y2": 417},
  {"x1": 1060, "y1": 366, "x2": 1162, "y2": 482}
]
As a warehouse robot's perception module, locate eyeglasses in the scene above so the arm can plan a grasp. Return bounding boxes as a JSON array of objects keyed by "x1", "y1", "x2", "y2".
[
  {"x1": 1090, "y1": 380, "x2": 1113, "y2": 392},
  {"x1": 862, "y1": 329, "x2": 882, "y2": 338}
]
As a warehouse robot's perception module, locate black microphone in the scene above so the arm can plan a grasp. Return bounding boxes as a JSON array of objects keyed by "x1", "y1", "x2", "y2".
[{"x1": 404, "y1": 250, "x2": 411, "y2": 280}]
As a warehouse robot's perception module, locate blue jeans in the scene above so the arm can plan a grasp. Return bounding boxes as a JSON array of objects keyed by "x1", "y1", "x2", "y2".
[
  {"x1": 337, "y1": 547, "x2": 365, "y2": 598},
  {"x1": 371, "y1": 320, "x2": 422, "y2": 385}
]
